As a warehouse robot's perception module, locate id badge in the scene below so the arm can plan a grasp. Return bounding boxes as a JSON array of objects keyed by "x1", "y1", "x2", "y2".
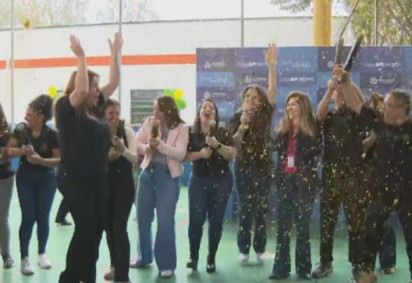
[{"x1": 287, "y1": 156, "x2": 295, "y2": 168}]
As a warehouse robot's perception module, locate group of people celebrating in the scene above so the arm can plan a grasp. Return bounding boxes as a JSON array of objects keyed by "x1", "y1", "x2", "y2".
[{"x1": 0, "y1": 32, "x2": 411, "y2": 283}]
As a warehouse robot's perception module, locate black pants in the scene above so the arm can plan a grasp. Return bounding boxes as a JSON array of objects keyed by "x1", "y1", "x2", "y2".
[
  {"x1": 363, "y1": 195, "x2": 412, "y2": 277},
  {"x1": 378, "y1": 214, "x2": 397, "y2": 269},
  {"x1": 105, "y1": 169, "x2": 135, "y2": 282},
  {"x1": 59, "y1": 172, "x2": 108, "y2": 283},
  {"x1": 188, "y1": 171, "x2": 233, "y2": 258},
  {"x1": 319, "y1": 168, "x2": 367, "y2": 268},
  {"x1": 55, "y1": 194, "x2": 70, "y2": 223}
]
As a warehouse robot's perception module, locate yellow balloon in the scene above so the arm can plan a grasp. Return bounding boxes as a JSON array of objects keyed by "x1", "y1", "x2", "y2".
[
  {"x1": 23, "y1": 19, "x2": 31, "y2": 29},
  {"x1": 174, "y1": 89, "x2": 184, "y2": 100},
  {"x1": 49, "y1": 86, "x2": 58, "y2": 98}
]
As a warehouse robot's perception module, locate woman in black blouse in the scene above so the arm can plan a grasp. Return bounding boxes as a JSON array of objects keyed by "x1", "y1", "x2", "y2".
[
  {"x1": 7, "y1": 95, "x2": 60, "y2": 276},
  {"x1": 185, "y1": 98, "x2": 236, "y2": 273}
]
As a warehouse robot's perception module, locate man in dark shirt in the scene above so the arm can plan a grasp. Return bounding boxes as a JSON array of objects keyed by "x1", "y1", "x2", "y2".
[
  {"x1": 313, "y1": 77, "x2": 369, "y2": 279},
  {"x1": 341, "y1": 72, "x2": 412, "y2": 283}
]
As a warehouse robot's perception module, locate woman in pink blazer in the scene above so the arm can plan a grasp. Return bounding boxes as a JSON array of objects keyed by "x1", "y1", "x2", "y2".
[{"x1": 134, "y1": 95, "x2": 188, "y2": 278}]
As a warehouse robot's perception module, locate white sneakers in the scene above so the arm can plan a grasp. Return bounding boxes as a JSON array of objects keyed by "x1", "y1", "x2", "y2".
[
  {"x1": 21, "y1": 257, "x2": 35, "y2": 276},
  {"x1": 21, "y1": 254, "x2": 52, "y2": 275},
  {"x1": 38, "y1": 254, "x2": 52, "y2": 269},
  {"x1": 240, "y1": 253, "x2": 265, "y2": 266},
  {"x1": 104, "y1": 266, "x2": 115, "y2": 280},
  {"x1": 160, "y1": 270, "x2": 174, "y2": 278}
]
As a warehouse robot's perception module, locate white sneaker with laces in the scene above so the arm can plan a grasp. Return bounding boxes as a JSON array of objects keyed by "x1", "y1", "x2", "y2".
[
  {"x1": 38, "y1": 254, "x2": 52, "y2": 269},
  {"x1": 21, "y1": 257, "x2": 35, "y2": 275},
  {"x1": 240, "y1": 253, "x2": 249, "y2": 265}
]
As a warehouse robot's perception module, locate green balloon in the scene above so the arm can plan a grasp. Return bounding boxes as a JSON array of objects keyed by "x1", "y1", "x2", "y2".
[
  {"x1": 176, "y1": 99, "x2": 187, "y2": 110},
  {"x1": 164, "y1": 89, "x2": 174, "y2": 96}
]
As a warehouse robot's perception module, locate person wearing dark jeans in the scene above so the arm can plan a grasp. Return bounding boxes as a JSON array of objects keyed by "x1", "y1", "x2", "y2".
[
  {"x1": 269, "y1": 91, "x2": 320, "y2": 280},
  {"x1": 102, "y1": 99, "x2": 136, "y2": 283},
  {"x1": 184, "y1": 99, "x2": 235, "y2": 273},
  {"x1": 7, "y1": 95, "x2": 60, "y2": 275},
  {"x1": 272, "y1": 175, "x2": 314, "y2": 278},
  {"x1": 56, "y1": 33, "x2": 122, "y2": 283}
]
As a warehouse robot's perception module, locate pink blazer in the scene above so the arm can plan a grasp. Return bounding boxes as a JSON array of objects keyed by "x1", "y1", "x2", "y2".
[{"x1": 136, "y1": 116, "x2": 189, "y2": 178}]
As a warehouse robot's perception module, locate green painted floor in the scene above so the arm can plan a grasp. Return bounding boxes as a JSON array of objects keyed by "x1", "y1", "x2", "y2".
[{"x1": 1, "y1": 186, "x2": 410, "y2": 283}]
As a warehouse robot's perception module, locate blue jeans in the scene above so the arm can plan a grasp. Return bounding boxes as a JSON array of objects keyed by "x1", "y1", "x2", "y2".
[
  {"x1": 16, "y1": 168, "x2": 56, "y2": 258},
  {"x1": 137, "y1": 163, "x2": 180, "y2": 272},
  {"x1": 272, "y1": 174, "x2": 314, "y2": 275},
  {"x1": 234, "y1": 165, "x2": 270, "y2": 254},
  {"x1": 188, "y1": 171, "x2": 233, "y2": 257}
]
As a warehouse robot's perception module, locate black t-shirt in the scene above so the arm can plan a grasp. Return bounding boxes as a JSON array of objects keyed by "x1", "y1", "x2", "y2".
[
  {"x1": 12, "y1": 123, "x2": 59, "y2": 172},
  {"x1": 360, "y1": 106, "x2": 412, "y2": 194},
  {"x1": 56, "y1": 96, "x2": 110, "y2": 177},
  {"x1": 322, "y1": 108, "x2": 367, "y2": 170},
  {"x1": 0, "y1": 126, "x2": 14, "y2": 179},
  {"x1": 188, "y1": 127, "x2": 233, "y2": 177}
]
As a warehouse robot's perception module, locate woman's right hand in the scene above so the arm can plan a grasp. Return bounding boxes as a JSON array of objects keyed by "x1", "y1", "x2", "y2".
[{"x1": 70, "y1": 35, "x2": 85, "y2": 58}]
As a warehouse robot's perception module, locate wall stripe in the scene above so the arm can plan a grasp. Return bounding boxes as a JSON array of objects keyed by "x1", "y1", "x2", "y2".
[
  {"x1": 0, "y1": 61, "x2": 6, "y2": 69},
  {"x1": 9, "y1": 54, "x2": 196, "y2": 69}
]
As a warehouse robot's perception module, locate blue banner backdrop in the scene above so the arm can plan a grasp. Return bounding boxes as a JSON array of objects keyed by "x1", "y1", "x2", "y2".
[{"x1": 196, "y1": 46, "x2": 412, "y2": 125}]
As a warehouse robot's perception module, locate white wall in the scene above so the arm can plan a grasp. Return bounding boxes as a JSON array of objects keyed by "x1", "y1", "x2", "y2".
[{"x1": 0, "y1": 17, "x2": 351, "y2": 125}]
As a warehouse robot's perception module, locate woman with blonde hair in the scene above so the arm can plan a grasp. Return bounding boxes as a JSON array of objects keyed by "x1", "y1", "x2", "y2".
[
  {"x1": 269, "y1": 91, "x2": 320, "y2": 280},
  {"x1": 55, "y1": 33, "x2": 123, "y2": 283}
]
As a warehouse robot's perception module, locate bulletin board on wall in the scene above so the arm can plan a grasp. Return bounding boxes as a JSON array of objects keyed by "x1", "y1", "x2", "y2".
[
  {"x1": 130, "y1": 89, "x2": 164, "y2": 126},
  {"x1": 196, "y1": 46, "x2": 412, "y2": 124}
]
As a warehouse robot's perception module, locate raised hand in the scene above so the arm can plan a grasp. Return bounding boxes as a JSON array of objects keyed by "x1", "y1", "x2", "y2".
[
  {"x1": 70, "y1": 35, "x2": 85, "y2": 58},
  {"x1": 265, "y1": 43, "x2": 278, "y2": 66},
  {"x1": 108, "y1": 32, "x2": 124, "y2": 56}
]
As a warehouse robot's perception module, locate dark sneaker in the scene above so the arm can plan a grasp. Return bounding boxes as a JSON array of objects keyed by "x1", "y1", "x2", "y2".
[
  {"x1": 268, "y1": 272, "x2": 290, "y2": 280},
  {"x1": 298, "y1": 273, "x2": 311, "y2": 280},
  {"x1": 312, "y1": 263, "x2": 333, "y2": 278}
]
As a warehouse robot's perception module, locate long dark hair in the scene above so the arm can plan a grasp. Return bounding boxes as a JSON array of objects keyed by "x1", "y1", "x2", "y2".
[
  {"x1": 192, "y1": 98, "x2": 220, "y2": 133},
  {"x1": 157, "y1": 96, "x2": 185, "y2": 129},
  {"x1": 0, "y1": 103, "x2": 10, "y2": 138}
]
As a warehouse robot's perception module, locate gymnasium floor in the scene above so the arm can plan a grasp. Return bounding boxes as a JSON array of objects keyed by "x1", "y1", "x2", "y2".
[{"x1": 1, "y1": 186, "x2": 410, "y2": 283}]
